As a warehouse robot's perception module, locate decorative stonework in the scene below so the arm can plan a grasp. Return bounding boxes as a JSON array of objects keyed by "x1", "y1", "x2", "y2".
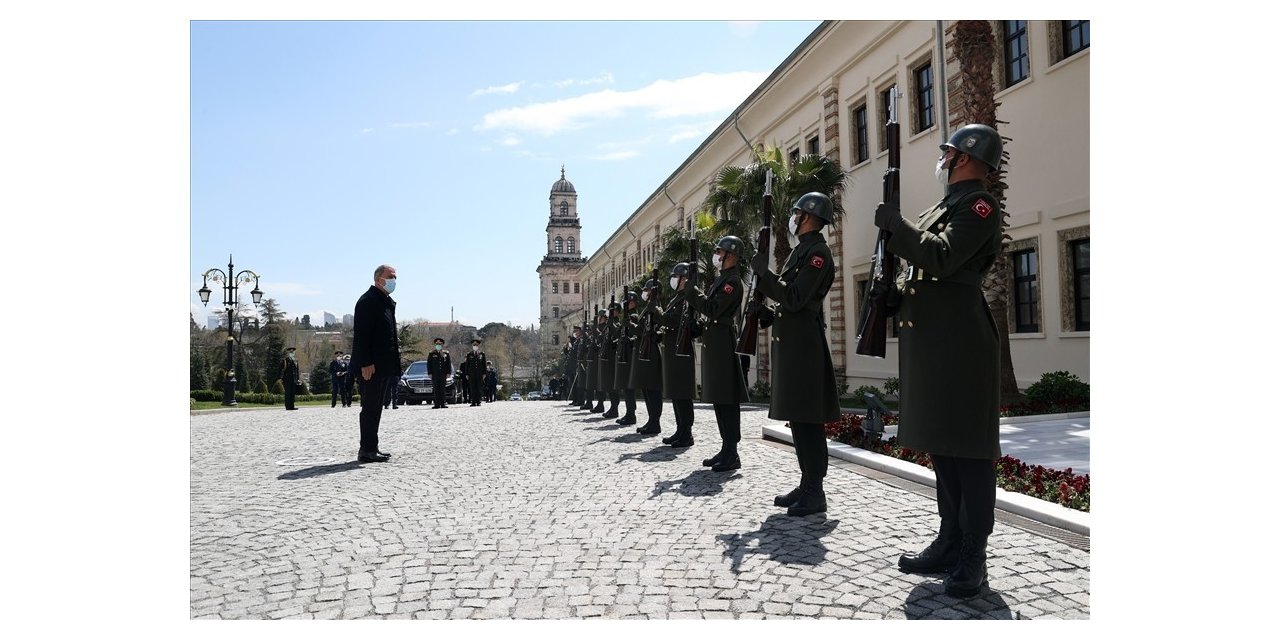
[{"x1": 1056, "y1": 225, "x2": 1089, "y2": 332}]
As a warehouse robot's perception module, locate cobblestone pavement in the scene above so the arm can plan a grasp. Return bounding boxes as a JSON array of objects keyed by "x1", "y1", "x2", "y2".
[{"x1": 190, "y1": 401, "x2": 1090, "y2": 620}]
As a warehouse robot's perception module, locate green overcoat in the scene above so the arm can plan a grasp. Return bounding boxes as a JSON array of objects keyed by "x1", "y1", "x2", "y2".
[
  {"x1": 753, "y1": 230, "x2": 840, "y2": 425},
  {"x1": 584, "y1": 325, "x2": 600, "y2": 391},
  {"x1": 687, "y1": 270, "x2": 748, "y2": 404},
  {"x1": 629, "y1": 299, "x2": 664, "y2": 390},
  {"x1": 613, "y1": 314, "x2": 635, "y2": 390},
  {"x1": 598, "y1": 319, "x2": 618, "y2": 390},
  {"x1": 659, "y1": 297, "x2": 696, "y2": 400},
  {"x1": 886, "y1": 179, "x2": 1002, "y2": 460}
]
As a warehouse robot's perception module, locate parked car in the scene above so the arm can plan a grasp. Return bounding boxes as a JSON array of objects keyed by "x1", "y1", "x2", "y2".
[
  {"x1": 526, "y1": 391, "x2": 541, "y2": 401},
  {"x1": 396, "y1": 360, "x2": 458, "y2": 405},
  {"x1": 510, "y1": 393, "x2": 522, "y2": 401}
]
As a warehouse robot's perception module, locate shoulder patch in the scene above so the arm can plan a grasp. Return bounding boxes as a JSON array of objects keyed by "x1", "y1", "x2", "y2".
[
  {"x1": 810, "y1": 255, "x2": 825, "y2": 269},
  {"x1": 972, "y1": 198, "x2": 994, "y2": 219},
  {"x1": 722, "y1": 283, "x2": 734, "y2": 295}
]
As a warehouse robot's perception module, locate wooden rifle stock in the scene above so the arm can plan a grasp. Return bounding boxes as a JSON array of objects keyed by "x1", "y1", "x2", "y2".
[
  {"x1": 855, "y1": 85, "x2": 900, "y2": 359},
  {"x1": 675, "y1": 224, "x2": 697, "y2": 357},
  {"x1": 736, "y1": 168, "x2": 773, "y2": 357}
]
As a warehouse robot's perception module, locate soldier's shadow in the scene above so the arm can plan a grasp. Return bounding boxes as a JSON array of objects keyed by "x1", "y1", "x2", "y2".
[
  {"x1": 649, "y1": 468, "x2": 742, "y2": 499},
  {"x1": 617, "y1": 444, "x2": 685, "y2": 463},
  {"x1": 903, "y1": 583, "x2": 1013, "y2": 619},
  {"x1": 584, "y1": 422, "x2": 631, "y2": 431},
  {"x1": 276, "y1": 461, "x2": 364, "y2": 480},
  {"x1": 715, "y1": 513, "x2": 840, "y2": 573}
]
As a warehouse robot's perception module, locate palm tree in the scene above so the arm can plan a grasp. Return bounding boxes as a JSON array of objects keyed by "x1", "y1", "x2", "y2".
[{"x1": 952, "y1": 20, "x2": 1019, "y2": 402}]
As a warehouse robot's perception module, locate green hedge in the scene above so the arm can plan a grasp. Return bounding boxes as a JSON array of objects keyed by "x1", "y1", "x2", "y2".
[{"x1": 190, "y1": 390, "x2": 356, "y2": 405}]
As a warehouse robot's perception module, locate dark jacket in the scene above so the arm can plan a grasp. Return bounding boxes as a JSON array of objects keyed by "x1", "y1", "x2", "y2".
[
  {"x1": 886, "y1": 179, "x2": 1002, "y2": 459},
  {"x1": 754, "y1": 230, "x2": 840, "y2": 424},
  {"x1": 687, "y1": 270, "x2": 748, "y2": 404},
  {"x1": 584, "y1": 323, "x2": 602, "y2": 390},
  {"x1": 628, "y1": 300, "x2": 663, "y2": 390},
  {"x1": 351, "y1": 285, "x2": 401, "y2": 379},
  {"x1": 598, "y1": 318, "x2": 618, "y2": 390},
  {"x1": 427, "y1": 350, "x2": 452, "y2": 378},
  {"x1": 281, "y1": 357, "x2": 299, "y2": 386},
  {"x1": 328, "y1": 358, "x2": 348, "y2": 389},
  {"x1": 463, "y1": 350, "x2": 487, "y2": 379},
  {"x1": 659, "y1": 296, "x2": 696, "y2": 400},
  {"x1": 613, "y1": 311, "x2": 636, "y2": 390}
]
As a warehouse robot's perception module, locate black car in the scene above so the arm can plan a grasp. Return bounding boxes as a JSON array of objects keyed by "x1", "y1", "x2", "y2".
[{"x1": 396, "y1": 360, "x2": 459, "y2": 405}]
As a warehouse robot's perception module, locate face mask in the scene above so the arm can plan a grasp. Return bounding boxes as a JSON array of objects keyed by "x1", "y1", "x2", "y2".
[
  {"x1": 712, "y1": 254, "x2": 723, "y2": 270},
  {"x1": 788, "y1": 214, "x2": 800, "y2": 237},
  {"x1": 287, "y1": 353, "x2": 295, "y2": 360},
  {"x1": 669, "y1": 276, "x2": 681, "y2": 290},
  {"x1": 383, "y1": 278, "x2": 396, "y2": 293},
  {"x1": 935, "y1": 155, "x2": 953, "y2": 186},
  {"x1": 641, "y1": 291, "x2": 650, "y2": 301},
  {"x1": 434, "y1": 344, "x2": 443, "y2": 351},
  {"x1": 472, "y1": 346, "x2": 479, "y2": 352}
]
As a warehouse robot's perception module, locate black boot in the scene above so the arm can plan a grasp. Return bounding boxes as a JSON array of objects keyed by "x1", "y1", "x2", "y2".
[
  {"x1": 637, "y1": 422, "x2": 660, "y2": 435},
  {"x1": 602, "y1": 403, "x2": 619, "y2": 419},
  {"x1": 702, "y1": 451, "x2": 723, "y2": 467},
  {"x1": 786, "y1": 484, "x2": 826, "y2": 517},
  {"x1": 590, "y1": 403, "x2": 605, "y2": 413},
  {"x1": 661, "y1": 433, "x2": 676, "y2": 444},
  {"x1": 943, "y1": 534, "x2": 988, "y2": 597},
  {"x1": 898, "y1": 530, "x2": 962, "y2": 574},
  {"x1": 711, "y1": 453, "x2": 740, "y2": 472},
  {"x1": 616, "y1": 412, "x2": 636, "y2": 425},
  {"x1": 773, "y1": 486, "x2": 803, "y2": 507}
]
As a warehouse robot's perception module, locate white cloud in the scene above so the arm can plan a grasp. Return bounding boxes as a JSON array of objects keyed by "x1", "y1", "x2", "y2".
[
  {"x1": 728, "y1": 21, "x2": 761, "y2": 37},
  {"x1": 360, "y1": 128, "x2": 374, "y2": 134},
  {"x1": 589, "y1": 150, "x2": 640, "y2": 161},
  {"x1": 446, "y1": 128, "x2": 460, "y2": 136},
  {"x1": 388, "y1": 121, "x2": 435, "y2": 129},
  {"x1": 475, "y1": 71, "x2": 767, "y2": 136},
  {"x1": 667, "y1": 120, "x2": 720, "y2": 144},
  {"x1": 500, "y1": 135, "x2": 521, "y2": 146},
  {"x1": 470, "y1": 81, "x2": 523, "y2": 97},
  {"x1": 553, "y1": 72, "x2": 614, "y2": 88}
]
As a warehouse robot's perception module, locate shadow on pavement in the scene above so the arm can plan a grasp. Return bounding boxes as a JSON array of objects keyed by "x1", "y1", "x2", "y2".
[
  {"x1": 903, "y1": 583, "x2": 1013, "y2": 619},
  {"x1": 650, "y1": 468, "x2": 742, "y2": 499},
  {"x1": 617, "y1": 444, "x2": 685, "y2": 463},
  {"x1": 277, "y1": 461, "x2": 364, "y2": 480},
  {"x1": 716, "y1": 513, "x2": 840, "y2": 573},
  {"x1": 584, "y1": 422, "x2": 632, "y2": 431}
]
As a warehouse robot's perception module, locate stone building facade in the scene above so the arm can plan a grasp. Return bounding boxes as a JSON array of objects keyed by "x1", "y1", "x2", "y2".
[{"x1": 535, "y1": 168, "x2": 587, "y2": 368}]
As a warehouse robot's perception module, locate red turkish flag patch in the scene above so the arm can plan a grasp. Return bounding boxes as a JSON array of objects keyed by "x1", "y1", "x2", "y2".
[
  {"x1": 810, "y1": 255, "x2": 825, "y2": 269},
  {"x1": 722, "y1": 283, "x2": 734, "y2": 295},
  {"x1": 972, "y1": 198, "x2": 993, "y2": 218}
]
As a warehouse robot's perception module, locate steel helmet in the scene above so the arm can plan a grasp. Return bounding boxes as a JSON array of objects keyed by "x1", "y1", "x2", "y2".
[
  {"x1": 791, "y1": 192, "x2": 834, "y2": 223},
  {"x1": 942, "y1": 123, "x2": 1003, "y2": 171},
  {"x1": 714, "y1": 235, "x2": 745, "y2": 256}
]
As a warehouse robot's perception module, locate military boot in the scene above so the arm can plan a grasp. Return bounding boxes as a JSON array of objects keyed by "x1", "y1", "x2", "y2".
[
  {"x1": 773, "y1": 485, "x2": 803, "y2": 507},
  {"x1": 897, "y1": 529, "x2": 962, "y2": 574},
  {"x1": 711, "y1": 452, "x2": 740, "y2": 472},
  {"x1": 590, "y1": 402, "x2": 605, "y2": 414},
  {"x1": 943, "y1": 534, "x2": 988, "y2": 597},
  {"x1": 602, "y1": 403, "x2": 619, "y2": 419},
  {"x1": 616, "y1": 412, "x2": 636, "y2": 425},
  {"x1": 637, "y1": 422, "x2": 661, "y2": 435},
  {"x1": 786, "y1": 484, "x2": 826, "y2": 517}
]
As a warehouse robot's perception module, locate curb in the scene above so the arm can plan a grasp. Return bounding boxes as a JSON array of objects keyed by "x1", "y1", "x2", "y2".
[
  {"x1": 761, "y1": 422, "x2": 1089, "y2": 536},
  {"x1": 999, "y1": 411, "x2": 1090, "y2": 425}
]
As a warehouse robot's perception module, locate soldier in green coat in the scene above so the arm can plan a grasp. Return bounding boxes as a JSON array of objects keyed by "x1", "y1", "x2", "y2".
[
  {"x1": 583, "y1": 308, "x2": 604, "y2": 413},
  {"x1": 630, "y1": 275, "x2": 664, "y2": 435},
  {"x1": 751, "y1": 193, "x2": 840, "y2": 516},
  {"x1": 660, "y1": 263, "x2": 697, "y2": 448},
  {"x1": 613, "y1": 289, "x2": 639, "y2": 425},
  {"x1": 599, "y1": 299, "x2": 621, "y2": 418},
  {"x1": 687, "y1": 236, "x2": 749, "y2": 472},
  {"x1": 874, "y1": 123, "x2": 1004, "y2": 598}
]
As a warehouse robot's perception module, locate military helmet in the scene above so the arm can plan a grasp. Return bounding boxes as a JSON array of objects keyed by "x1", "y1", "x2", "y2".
[
  {"x1": 791, "y1": 192, "x2": 834, "y2": 223},
  {"x1": 624, "y1": 289, "x2": 639, "y2": 303},
  {"x1": 942, "y1": 123, "x2": 1002, "y2": 171},
  {"x1": 670, "y1": 262, "x2": 691, "y2": 279},
  {"x1": 643, "y1": 276, "x2": 660, "y2": 291},
  {"x1": 714, "y1": 235, "x2": 745, "y2": 257}
]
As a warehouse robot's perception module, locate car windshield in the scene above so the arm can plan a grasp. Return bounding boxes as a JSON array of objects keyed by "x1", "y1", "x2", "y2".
[{"x1": 404, "y1": 362, "x2": 428, "y2": 376}]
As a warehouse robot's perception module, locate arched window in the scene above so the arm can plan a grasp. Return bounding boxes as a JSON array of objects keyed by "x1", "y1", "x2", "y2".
[
  {"x1": 559, "y1": 201, "x2": 569, "y2": 215},
  {"x1": 554, "y1": 236, "x2": 564, "y2": 253},
  {"x1": 567, "y1": 237, "x2": 576, "y2": 253},
  {"x1": 552, "y1": 282, "x2": 559, "y2": 294}
]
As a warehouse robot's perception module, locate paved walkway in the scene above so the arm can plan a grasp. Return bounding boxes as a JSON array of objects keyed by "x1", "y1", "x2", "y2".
[{"x1": 190, "y1": 401, "x2": 1089, "y2": 620}]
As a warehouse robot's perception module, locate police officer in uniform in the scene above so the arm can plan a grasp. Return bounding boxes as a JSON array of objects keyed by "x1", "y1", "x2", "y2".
[
  {"x1": 464, "y1": 338, "x2": 487, "y2": 406},
  {"x1": 598, "y1": 299, "x2": 621, "y2": 418},
  {"x1": 329, "y1": 349, "x2": 348, "y2": 408},
  {"x1": 281, "y1": 347, "x2": 301, "y2": 410},
  {"x1": 875, "y1": 124, "x2": 1005, "y2": 598},
  {"x1": 630, "y1": 276, "x2": 664, "y2": 435},
  {"x1": 613, "y1": 289, "x2": 639, "y2": 425},
  {"x1": 660, "y1": 263, "x2": 697, "y2": 448},
  {"x1": 751, "y1": 193, "x2": 841, "y2": 516},
  {"x1": 427, "y1": 337, "x2": 451, "y2": 408},
  {"x1": 688, "y1": 236, "x2": 749, "y2": 471}
]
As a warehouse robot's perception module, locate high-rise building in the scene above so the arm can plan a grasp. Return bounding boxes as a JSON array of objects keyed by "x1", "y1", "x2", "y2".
[{"x1": 323, "y1": 311, "x2": 336, "y2": 327}]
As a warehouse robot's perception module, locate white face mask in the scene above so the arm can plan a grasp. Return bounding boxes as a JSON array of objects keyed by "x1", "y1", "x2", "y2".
[
  {"x1": 712, "y1": 254, "x2": 723, "y2": 270},
  {"x1": 641, "y1": 291, "x2": 650, "y2": 301},
  {"x1": 935, "y1": 156, "x2": 952, "y2": 186},
  {"x1": 669, "y1": 276, "x2": 681, "y2": 290},
  {"x1": 788, "y1": 213, "x2": 800, "y2": 237},
  {"x1": 472, "y1": 345, "x2": 479, "y2": 353}
]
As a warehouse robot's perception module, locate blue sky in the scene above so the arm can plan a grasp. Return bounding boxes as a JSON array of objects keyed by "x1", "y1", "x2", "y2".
[{"x1": 191, "y1": 20, "x2": 822, "y2": 330}]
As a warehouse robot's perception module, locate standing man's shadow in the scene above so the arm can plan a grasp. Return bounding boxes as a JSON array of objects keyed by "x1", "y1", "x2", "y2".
[
  {"x1": 649, "y1": 468, "x2": 742, "y2": 499},
  {"x1": 904, "y1": 583, "x2": 1013, "y2": 619},
  {"x1": 617, "y1": 445, "x2": 684, "y2": 463},
  {"x1": 716, "y1": 513, "x2": 840, "y2": 573}
]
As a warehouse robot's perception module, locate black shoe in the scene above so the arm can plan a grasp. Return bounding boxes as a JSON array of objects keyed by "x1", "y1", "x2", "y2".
[
  {"x1": 602, "y1": 409, "x2": 619, "y2": 419},
  {"x1": 667, "y1": 436, "x2": 694, "y2": 448},
  {"x1": 357, "y1": 451, "x2": 390, "y2": 463},
  {"x1": 616, "y1": 414, "x2": 636, "y2": 425},
  {"x1": 637, "y1": 424, "x2": 661, "y2": 435},
  {"x1": 661, "y1": 434, "x2": 676, "y2": 444},
  {"x1": 392, "y1": 406, "x2": 399, "y2": 409},
  {"x1": 786, "y1": 489, "x2": 827, "y2": 517},
  {"x1": 376, "y1": 450, "x2": 391, "y2": 458},
  {"x1": 898, "y1": 533, "x2": 962, "y2": 574},
  {"x1": 711, "y1": 456, "x2": 741, "y2": 472},
  {"x1": 286, "y1": 407, "x2": 298, "y2": 411},
  {"x1": 590, "y1": 406, "x2": 605, "y2": 414},
  {"x1": 943, "y1": 534, "x2": 988, "y2": 597},
  {"x1": 702, "y1": 452, "x2": 724, "y2": 467},
  {"x1": 773, "y1": 486, "x2": 803, "y2": 508}
]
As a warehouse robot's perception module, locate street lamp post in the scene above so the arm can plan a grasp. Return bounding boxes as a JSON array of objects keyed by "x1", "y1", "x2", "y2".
[{"x1": 198, "y1": 255, "x2": 263, "y2": 406}]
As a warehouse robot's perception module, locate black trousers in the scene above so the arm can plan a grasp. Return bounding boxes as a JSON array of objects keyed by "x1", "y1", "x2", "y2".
[
  {"x1": 622, "y1": 388, "x2": 637, "y2": 416},
  {"x1": 331, "y1": 378, "x2": 343, "y2": 407},
  {"x1": 671, "y1": 399, "x2": 694, "y2": 437},
  {"x1": 713, "y1": 403, "x2": 741, "y2": 454},
  {"x1": 790, "y1": 422, "x2": 828, "y2": 489},
  {"x1": 432, "y1": 374, "x2": 447, "y2": 406},
  {"x1": 641, "y1": 388, "x2": 663, "y2": 425},
  {"x1": 284, "y1": 381, "x2": 296, "y2": 409},
  {"x1": 469, "y1": 378, "x2": 483, "y2": 403},
  {"x1": 930, "y1": 454, "x2": 997, "y2": 537},
  {"x1": 358, "y1": 374, "x2": 392, "y2": 453}
]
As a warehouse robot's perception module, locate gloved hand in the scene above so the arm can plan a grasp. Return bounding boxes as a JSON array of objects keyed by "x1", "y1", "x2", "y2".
[
  {"x1": 874, "y1": 202, "x2": 901, "y2": 231},
  {"x1": 750, "y1": 251, "x2": 770, "y2": 274}
]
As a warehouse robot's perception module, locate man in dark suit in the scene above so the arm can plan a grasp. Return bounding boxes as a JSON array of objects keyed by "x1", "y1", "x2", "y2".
[
  {"x1": 463, "y1": 339, "x2": 486, "y2": 406},
  {"x1": 427, "y1": 337, "x2": 451, "y2": 408},
  {"x1": 281, "y1": 347, "x2": 300, "y2": 410},
  {"x1": 329, "y1": 349, "x2": 348, "y2": 408},
  {"x1": 351, "y1": 264, "x2": 400, "y2": 463}
]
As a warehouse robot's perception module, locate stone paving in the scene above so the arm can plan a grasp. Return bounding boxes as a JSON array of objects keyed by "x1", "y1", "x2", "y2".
[{"x1": 190, "y1": 400, "x2": 1090, "y2": 620}]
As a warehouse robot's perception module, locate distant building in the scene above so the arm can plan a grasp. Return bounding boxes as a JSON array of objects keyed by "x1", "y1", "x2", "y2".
[
  {"x1": 207, "y1": 315, "x2": 224, "y2": 330},
  {"x1": 343, "y1": 314, "x2": 354, "y2": 327},
  {"x1": 323, "y1": 311, "x2": 336, "y2": 326},
  {"x1": 535, "y1": 167, "x2": 588, "y2": 374}
]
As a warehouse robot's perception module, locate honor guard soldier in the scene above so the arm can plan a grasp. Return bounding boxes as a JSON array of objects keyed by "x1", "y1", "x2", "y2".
[
  {"x1": 587, "y1": 308, "x2": 608, "y2": 413},
  {"x1": 613, "y1": 289, "x2": 639, "y2": 425},
  {"x1": 581, "y1": 315, "x2": 598, "y2": 411},
  {"x1": 751, "y1": 193, "x2": 841, "y2": 515},
  {"x1": 688, "y1": 236, "x2": 749, "y2": 471},
  {"x1": 329, "y1": 349, "x2": 349, "y2": 408},
  {"x1": 630, "y1": 276, "x2": 664, "y2": 435},
  {"x1": 463, "y1": 338, "x2": 487, "y2": 406},
  {"x1": 598, "y1": 299, "x2": 621, "y2": 418},
  {"x1": 660, "y1": 263, "x2": 697, "y2": 447},
  {"x1": 427, "y1": 337, "x2": 451, "y2": 408},
  {"x1": 567, "y1": 326, "x2": 584, "y2": 406},
  {"x1": 875, "y1": 124, "x2": 1005, "y2": 597},
  {"x1": 281, "y1": 347, "x2": 300, "y2": 410}
]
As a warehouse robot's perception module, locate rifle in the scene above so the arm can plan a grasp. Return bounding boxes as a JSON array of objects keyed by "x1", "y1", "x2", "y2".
[
  {"x1": 736, "y1": 168, "x2": 773, "y2": 357},
  {"x1": 855, "y1": 84, "x2": 901, "y2": 358},
  {"x1": 675, "y1": 221, "x2": 698, "y2": 357},
  {"x1": 638, "y1": 269, "x2": 660, "y2": 361},
  {"x1": 616, "y1": 287, "x2": 631, "y2": 364}
]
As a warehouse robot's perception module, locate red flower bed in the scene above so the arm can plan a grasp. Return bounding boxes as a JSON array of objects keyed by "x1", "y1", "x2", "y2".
[{"x1": 807, "y1": 412, "x2": 1090, "y2": 512}]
